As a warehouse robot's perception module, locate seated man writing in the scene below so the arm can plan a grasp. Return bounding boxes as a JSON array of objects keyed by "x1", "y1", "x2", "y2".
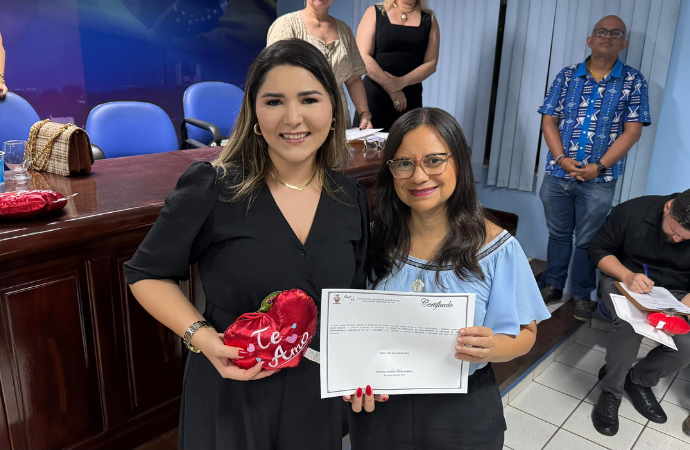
[{"x1": 589, "y1": 188, "x2": 690, "y2": 436}]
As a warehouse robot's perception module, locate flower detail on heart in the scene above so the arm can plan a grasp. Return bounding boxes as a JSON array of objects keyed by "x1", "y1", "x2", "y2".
[{"x1": 286, "y1": 334, "x2": 298, "y2": 344}]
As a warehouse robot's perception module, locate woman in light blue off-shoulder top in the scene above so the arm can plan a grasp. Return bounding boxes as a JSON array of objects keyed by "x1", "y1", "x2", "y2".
[{"x1": 345, "y1": 107, "x2": 551, "y2": 450}]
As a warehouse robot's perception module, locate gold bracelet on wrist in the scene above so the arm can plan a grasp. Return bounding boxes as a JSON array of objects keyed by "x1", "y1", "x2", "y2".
[
  {"x1": 183, "y1": 320, "x2": 213, "y2": 353},
  {"x1": 0, "y1": 73, "x2": 5, "y2": 84},
  {"x1": 359, "y1": 110, "x2": 373, "y2": 120}
]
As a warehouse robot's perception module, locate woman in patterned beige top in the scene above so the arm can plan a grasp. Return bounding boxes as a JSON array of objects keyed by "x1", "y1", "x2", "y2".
[{"x1": 268, "y1": 0, "x2": 373, "y2": 129}]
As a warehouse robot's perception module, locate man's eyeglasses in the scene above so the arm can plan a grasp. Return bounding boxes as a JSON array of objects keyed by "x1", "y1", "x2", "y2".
[
  {"x1": 592, "y1": 28, "x2": 625, "y2": 39},
  {"x1": 387, "y1": 153, "x2": 453, "y2": 179}
]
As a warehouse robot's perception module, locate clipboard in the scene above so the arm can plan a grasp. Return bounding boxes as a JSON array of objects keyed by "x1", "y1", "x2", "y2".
[
  {"x1": 613, "y1": 281, "x2": 653, "y2": 311},
  {"x1": 613, "y1": 281, "x2": 690, "y2": 316}
]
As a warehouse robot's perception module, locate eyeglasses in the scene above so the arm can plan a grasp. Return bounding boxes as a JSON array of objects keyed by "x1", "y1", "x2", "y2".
[
  {"x1": 592, "y1": 28, "x2": 625, "y2": 39},
  {"x1": 387, "y1": 153, "x2": 453, "y2": 179}
]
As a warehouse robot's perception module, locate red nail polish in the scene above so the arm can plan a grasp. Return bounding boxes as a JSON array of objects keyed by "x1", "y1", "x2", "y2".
[
  {"x1": 238, "y1": 350, "x2": 252, "y2": 357},
  {"x1": 356, "y1": 387, "x2": 362, "y2": 398},
  {"x1": 366, "y1": 385, "x2": 372, "y2": 396}
]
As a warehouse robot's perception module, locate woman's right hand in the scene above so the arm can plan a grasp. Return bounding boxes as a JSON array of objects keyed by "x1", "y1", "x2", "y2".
[
  {"x1": 390, "y1": 91, "x2": 407, "y2": 113},
  {"x1": 343, "y1": 385, "x2": 388, "y2": 413},
  {"x1": 192, "y1": 327, "x2": 277, "y2": 381}
]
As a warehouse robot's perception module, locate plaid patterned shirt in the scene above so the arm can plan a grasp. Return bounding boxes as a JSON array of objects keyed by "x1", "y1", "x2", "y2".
[{"x1": 538, "y1": 58, "x2": 651, "y2": 182}]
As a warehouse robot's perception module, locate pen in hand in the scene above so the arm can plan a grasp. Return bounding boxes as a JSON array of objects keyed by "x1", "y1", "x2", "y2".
[{"x1": 642, "y1": 263, "x2": 652, "y2": 295}]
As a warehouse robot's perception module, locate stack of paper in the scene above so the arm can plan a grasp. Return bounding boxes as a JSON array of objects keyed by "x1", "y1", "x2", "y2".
[
  {"x1": 345, "y1": 127, "x2": 384, "y2": 141},
  {"x1": 610, "y1": 294, "x2": 677, "y2": 350},
  {"x1": 617, "y1": 283, "x2": 690, "y2": 315}
]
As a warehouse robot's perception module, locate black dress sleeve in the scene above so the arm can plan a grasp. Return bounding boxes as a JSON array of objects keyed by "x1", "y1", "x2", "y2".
[
  {"x1": 124, "y1": 161, "x2": 219, "y2": 284},
  {"x1": 589, "y1": 201, "x2": 628, "y2": 268},
  {"x1": 351, "y1": 181, "x2": 370, "y2": 289}
]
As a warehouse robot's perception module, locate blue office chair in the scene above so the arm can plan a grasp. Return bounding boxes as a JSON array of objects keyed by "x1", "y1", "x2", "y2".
[
  {"x1": 598, "y1": 300, "x2": 613, "y2": 320},
  {"x1": 0, "y1": 92, "x2": 40, "y2": 144},
  {"x1": 0, "y1": 92, "x2": 40, "y2": 170},
  {"x1": 182, "y1": 82, "x2": 244, "y2": 148},
  {"x1": 85, "y1": 101, "x2": 180, "y2": 159}
]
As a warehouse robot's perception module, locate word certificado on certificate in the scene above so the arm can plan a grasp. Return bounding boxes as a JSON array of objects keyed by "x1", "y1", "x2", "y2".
[{"x1": 319, "y1": 289, "x2": 475, "y2": 398}]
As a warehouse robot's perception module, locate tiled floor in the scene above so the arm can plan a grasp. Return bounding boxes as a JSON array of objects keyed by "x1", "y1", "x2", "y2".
[{"x1": 504, "y1": 319, "x2": 690, "y2": 450}]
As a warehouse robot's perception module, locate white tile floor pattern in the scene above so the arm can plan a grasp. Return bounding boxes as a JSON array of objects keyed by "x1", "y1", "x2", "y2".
[{"x1": 504, "y1": 320, "x2": 690, "y2": 450}]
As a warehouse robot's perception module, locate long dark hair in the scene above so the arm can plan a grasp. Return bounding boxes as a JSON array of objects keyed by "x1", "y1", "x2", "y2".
[
  {"x1": 369, "y1": 107, "x2": 487, "y2": 286},
  {"x1": 213, "y1": 39, "x2": 349, "y2": 202}
]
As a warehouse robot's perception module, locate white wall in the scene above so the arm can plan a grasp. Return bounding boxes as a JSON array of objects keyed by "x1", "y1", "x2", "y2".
[{"x1": 646, "y1": 0, "x2": 690, "y2": 196}]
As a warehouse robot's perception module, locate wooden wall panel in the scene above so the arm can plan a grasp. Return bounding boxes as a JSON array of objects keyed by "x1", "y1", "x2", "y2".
[
  {"x1": 117, "y1": 256, "x2": 185, "y2": 414},
  {"x1": 0, "y1": 268, "x2": 102, "y2": 450}
]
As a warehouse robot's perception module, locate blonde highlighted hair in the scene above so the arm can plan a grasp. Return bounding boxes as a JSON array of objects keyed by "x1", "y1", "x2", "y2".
[{"x1": 212, "y1": 39, "x2": 349, "y2": 203}]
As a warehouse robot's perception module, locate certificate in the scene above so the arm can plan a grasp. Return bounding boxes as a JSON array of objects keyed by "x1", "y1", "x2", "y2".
[{"x1": 320, "y1": 289, "x2": 475, "y2": 398}]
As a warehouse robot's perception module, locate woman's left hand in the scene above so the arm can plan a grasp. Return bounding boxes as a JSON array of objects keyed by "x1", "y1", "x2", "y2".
[
  {"x1": 358, "y1": 115, "x2": 373, "y2": 130},
  {"x1": 343, "y1": 386, "x2": 388, "y2": 413},
  {"x1": 454, "y1": 326, "x2": 495, "y2": 363},
  {"x1": 383, "y1": 71, "x2": 407, "y2": 94}
]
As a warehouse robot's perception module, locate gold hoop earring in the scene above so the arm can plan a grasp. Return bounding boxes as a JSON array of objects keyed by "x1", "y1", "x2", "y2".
[
  {"x1": 254, "y1": 123, "x2": 262, "y2": 135},
  {"x1": 330, "y1": 118, "x2": 336, "y2": 131}
]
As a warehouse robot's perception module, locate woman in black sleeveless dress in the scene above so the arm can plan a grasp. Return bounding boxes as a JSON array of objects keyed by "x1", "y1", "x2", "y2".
[{"x1": 353, "y1": 1, "x2": 440, "y2": 131}]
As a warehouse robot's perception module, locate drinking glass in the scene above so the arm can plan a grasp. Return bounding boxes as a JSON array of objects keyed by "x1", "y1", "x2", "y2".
[
  {"x1": 3, "y1": 140, "x2": 32, "y2": 182},
  {"x1": 0, "y1": 151, "x2": 5, "y2": 186}
]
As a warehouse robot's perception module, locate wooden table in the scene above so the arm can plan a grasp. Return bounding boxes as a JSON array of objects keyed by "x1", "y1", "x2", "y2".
[{"x1": 0, "y1": 146, "x2": 382, "y2": 450}]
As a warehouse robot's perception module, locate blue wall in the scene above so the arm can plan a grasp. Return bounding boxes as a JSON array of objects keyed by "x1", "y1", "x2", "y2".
[
  {"x1": 646, "y1": 0, "x2": 690, "y2": 196},
  {"x1": 1, "y1": 0, "x2": 275, "y2": 133}
]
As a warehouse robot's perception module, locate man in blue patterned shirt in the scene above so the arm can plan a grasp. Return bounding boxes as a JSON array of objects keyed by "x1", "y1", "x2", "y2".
[{"x1": 537, "y1": 15, "x2": 651, "y2": 321}]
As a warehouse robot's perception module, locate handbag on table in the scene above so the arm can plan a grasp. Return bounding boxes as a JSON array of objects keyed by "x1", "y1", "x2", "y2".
[{"x1": 26, "y1": 119, "x2": 94, "y2": 176}]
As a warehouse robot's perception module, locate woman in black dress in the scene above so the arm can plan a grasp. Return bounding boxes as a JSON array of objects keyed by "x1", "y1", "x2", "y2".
[
  {"x1": 353, "y1": 0, "x2": 440, "y2": 131},
  {"x1": 125, "y1": 40, "x2": 368, "y2": 450}
]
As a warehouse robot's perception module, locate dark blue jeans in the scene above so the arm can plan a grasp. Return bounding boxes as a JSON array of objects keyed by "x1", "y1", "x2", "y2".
[{"x1": 539, "y1": 175, "x2": 617, "y2": 300}]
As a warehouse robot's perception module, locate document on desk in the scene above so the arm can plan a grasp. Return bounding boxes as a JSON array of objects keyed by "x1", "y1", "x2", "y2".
[
  {"x1": 345, "y1": 127, "x2": 384, "y2": 141},
  {"x1": 617, "y1": 283, "x2": 690, "y2": 315},
  {"x1": 320, "y1": 289, "x2": 475, "y2": 398},
  {"x1": 610, "y1": 294, "x2": 677, "y2": 350}
]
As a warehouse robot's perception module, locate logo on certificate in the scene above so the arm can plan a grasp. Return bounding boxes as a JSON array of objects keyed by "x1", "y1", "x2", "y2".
[{"x1": 333, "y1": 294, "x2": 341, "y2": 305}]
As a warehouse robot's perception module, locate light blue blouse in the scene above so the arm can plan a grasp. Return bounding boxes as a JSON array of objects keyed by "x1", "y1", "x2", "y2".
[{"x1": 370, "y1": 230, "x2": 552, "y2": 375}]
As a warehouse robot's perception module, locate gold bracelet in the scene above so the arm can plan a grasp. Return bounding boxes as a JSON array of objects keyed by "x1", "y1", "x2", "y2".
[
  {"x1": 359, "y1": 110, "x2": 373, "y2": 120},
  {"x1": 0, "y1": 73, "x2": 5, "y2": 84},
  {"x1": 183, "y1": 320, "x2": 213, "y2": 353}
]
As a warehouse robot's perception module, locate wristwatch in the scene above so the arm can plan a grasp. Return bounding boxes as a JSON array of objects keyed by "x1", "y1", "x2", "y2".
[
  {"x1": 183, "y1": 320, "x2": 213, "y2": 353},
  {"x1": 595, "y1": 161, "x2": 608, "y2": 175}
]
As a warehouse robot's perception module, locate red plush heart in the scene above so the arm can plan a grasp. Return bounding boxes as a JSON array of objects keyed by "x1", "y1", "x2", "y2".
[
  {"x1": 0, "y1": 190, "x2": 71, "y2": 219},
  {"x1": 647, "y1": 312, "x2": 690, "y2": 335},
  {"x1": 224, "y1": 289, "x2": 318, "y2": 369}
]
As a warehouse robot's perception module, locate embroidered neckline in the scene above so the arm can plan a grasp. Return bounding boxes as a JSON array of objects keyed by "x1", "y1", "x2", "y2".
[{"x1": 396, "y1": 230, "x2": 512, "y2": 271}]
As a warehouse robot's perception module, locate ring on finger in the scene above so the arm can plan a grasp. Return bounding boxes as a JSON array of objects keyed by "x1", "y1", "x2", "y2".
[
  {"x1": 482, "y1": 348, "x2": 486, "y2": 358},
  {"x1": 394, "y1": 101, "x2": 400, "y2": 105}
]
